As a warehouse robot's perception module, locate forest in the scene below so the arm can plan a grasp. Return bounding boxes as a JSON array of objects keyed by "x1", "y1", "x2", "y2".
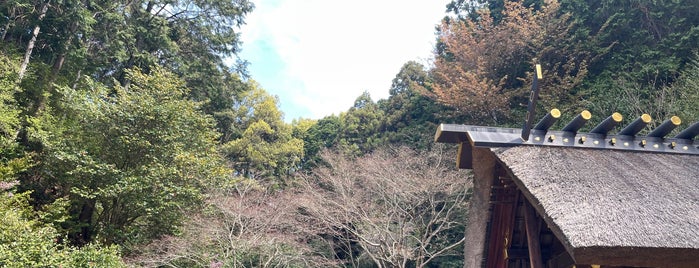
[{"x1": 1, "y1": 0, "x2": 698, "y2": 267}]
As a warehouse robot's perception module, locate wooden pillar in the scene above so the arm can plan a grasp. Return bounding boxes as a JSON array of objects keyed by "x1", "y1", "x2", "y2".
[
  {"x1": 524, "y1": 201, "x2": 543, "y2": 268},
  {"x1": 485, "y1": 179, "x2": 518, "y2": 268},
  {"x1": 464, "y1": 147, "x2": 496, "y2": 268}
]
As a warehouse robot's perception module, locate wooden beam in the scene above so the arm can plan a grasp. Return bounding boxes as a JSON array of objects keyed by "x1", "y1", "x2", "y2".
[
  {"x1": 457, "y1": 142, "x2": 473, "y2": 169},
  {"x1": 463, "y1": 147, "x2": 496, "y2": 268},
  {"x1": 524, "y1": 201, "x2": 544, "y2": 268},
  {"x1": 485, "y1": 191, "x2": 506, "y2": 268},
  {"x1": 485, "y1": 176, "x2": 517, "y2": 268}
]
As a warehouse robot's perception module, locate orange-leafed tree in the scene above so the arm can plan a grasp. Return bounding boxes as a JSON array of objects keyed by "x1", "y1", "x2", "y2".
[{"x1": 431, "y1": 0, "x2": 588, "y2": 125}]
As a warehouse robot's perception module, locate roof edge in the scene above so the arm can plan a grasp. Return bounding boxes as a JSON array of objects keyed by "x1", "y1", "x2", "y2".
[
  {"x1": 573, "y1": 246, "x2": 699, "y2": 268},
  {"x1": 435, "y1": 123, "x2": 699, "y2": 156}
]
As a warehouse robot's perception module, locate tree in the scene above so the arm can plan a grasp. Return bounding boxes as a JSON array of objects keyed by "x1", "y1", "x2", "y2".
[
  {"x1": 1, "y1": 0, "x2": 253, "y2": 80},
  {"x1": 433, "y1": 1, "x2": 537, "y2": 124},
  {"x1": 299, "y1": 146, "x2": 470, "y2": 268},
  {"x1": 432, "y1": 0, "x2": 588, "y2": 126},
  {"x1": 446, "y1": 0, "x2": 543, "y2": 22},
  {"x1": 378, "y1": 61, "x2": 455, "y2": 150},
  {"x1": 561, "y1": 0, "x2": 699, "y2": 81},
  {"x1": 674, "y1": 54, "x2": 699, "y2": 121},
  {"x1": 0, "y1": 53, "x2": 26, "y2": 181},
  {"x1": 557, "y1": 0, "x2": 699, "y2": 119},
  {"x1": 336, "y1": 92, "x2": 385, "y2": 156},
  {"x1": 25, "y1": 67, "x2": 229, "y2": 246},
  {"x1": 1, "y1": 54, "x2": 125, "y2": 266},
  {"x1": 222, "y1": 84, "x2": 304, "y2": 183},
  {"x1": 302, "y1": 115, "x2": 342, "y2": 168},
  {"x1": 0, "y1": 191, "x2": 126, "y2": 267},
  {"x1": 17, "y1": 0, "x2": 48, "y2": 81},
  {"x1": 2, "y1": 0, "x2": 253, "y2": 137},
  {"x1": 128, "y1": 183, "x2": 332, "y2": 268},
  {"x1": 608, "y1": 53, "x2": 699, "y2": 131}
]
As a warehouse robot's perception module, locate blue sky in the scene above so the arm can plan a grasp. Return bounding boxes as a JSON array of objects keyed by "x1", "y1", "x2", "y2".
[{"x1": 238, "y1": 0, "x2": 450, "y2": 121}]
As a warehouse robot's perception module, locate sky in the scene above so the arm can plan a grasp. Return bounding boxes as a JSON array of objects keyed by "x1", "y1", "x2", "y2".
[{"x1": 237, "y1": 0, "x2": 450, "y2": 121}]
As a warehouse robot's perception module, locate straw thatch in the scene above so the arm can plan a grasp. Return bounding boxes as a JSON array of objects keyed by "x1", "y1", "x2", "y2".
[{"x1": 493, "y1": 146, "x2": 699, "y2": 267}]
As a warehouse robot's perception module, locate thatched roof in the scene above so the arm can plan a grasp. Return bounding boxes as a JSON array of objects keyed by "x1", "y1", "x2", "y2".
[{"x1": 493, "y1": 146, "x2": 699, "y2": 267}]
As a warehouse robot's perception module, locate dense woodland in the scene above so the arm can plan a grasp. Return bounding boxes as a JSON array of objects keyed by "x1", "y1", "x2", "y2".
[{"x1": 1, "y1": 0, "x2": 699, "y2": 267}]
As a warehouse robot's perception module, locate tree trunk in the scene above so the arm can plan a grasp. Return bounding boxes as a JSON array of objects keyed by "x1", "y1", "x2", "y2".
[
  {"x1": 1, "y1": 21, "x2": 10, "y2": 41},
  {"x1": 49, "y1": 22, "x2": 77, "y2": 85},
  {"x1": 52, "y1": 53, "x2": 66, "y2": 76},
  {"x1": 72, "y1": 69, "x2": 82, "y2": 89},
  {"x1": 1, "y1": 6, "x2": 16, "y2": 41},
  {"x1": 18, "y1": 0, "x2": 50, "y2": 81},
  {"x1": 73, "y1": 199, "x2": 96, "y2": 246}
]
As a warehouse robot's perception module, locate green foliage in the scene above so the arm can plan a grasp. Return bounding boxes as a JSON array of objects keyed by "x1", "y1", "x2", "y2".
[
  {"x1": 591, "y1": 52, "x2": 699, "y2": 130},
  {"x1": 0, "y1": 53, "x2": 29, "y2": 182},
  {"x1": 302, "y1": 116, "x2": 341, "y2": 168},
  {"x1": 28, "y1": 67, "x2": 229, "y2": 246},
  {"x1": 379, "y1": 61, "x2": 455, "y2": 150},
  {"x1": 0, "y1": 192, "x2": 58, "y2": 267},
  {"x1": 1, "y1": 0, "x2": 254, "y2": 141},
  {"x1": 0, "y1": 192, "x2": 125, "y2": 267},
  {"x1": 300, "y1": 62, "x2": 463, "y2": 163},
  {"x1": 558, "y1": 0, "x2": 699, "y2": 120},
  {"x1": 675, "y1": 54, "x2": 699, "y2": 121},
  {"x1": 336, "y1": 92, "x2": 385, "y2": 156},
  {"x1": 1, "y1": 0, "x2": 253, "y2": 78},
  {"x1": 222, "y1": 84, "x2": 304, "y2": 182},
  {"x1": 61, "y1": 243, "x2": 125, "y2": 268},
  {"x1": 0, "y1": 54, "x2": 21, "y2": 140}
]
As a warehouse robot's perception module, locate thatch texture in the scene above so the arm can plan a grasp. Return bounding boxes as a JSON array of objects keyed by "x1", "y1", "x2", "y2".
[{"x1": 493, "y1": 146, "x2": 699, "y2": 267}]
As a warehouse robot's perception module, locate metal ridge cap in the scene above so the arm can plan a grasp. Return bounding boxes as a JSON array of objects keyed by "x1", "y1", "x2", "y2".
[{"x1": 435, "y1": 124, "x2": 699, "y2": 155}]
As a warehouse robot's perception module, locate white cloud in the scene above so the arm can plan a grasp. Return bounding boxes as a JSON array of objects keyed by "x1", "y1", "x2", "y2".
[{"x1": 240, "y1": 0, "x2": 448, "y2": 120}]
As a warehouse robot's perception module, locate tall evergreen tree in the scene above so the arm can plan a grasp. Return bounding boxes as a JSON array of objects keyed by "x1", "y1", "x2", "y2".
[
  {"x1": 2, "y1": 0, "x2": 254, "y2": 136},
  {"x1": 378, "y1": 61, "x2": 452, "y2": 149},
  {"x1": 338, "y1": 92, "x2": 385, "y2": 156},
  {"x1": 559, "y1": 0, "x2": 699, "y2": 117}
]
